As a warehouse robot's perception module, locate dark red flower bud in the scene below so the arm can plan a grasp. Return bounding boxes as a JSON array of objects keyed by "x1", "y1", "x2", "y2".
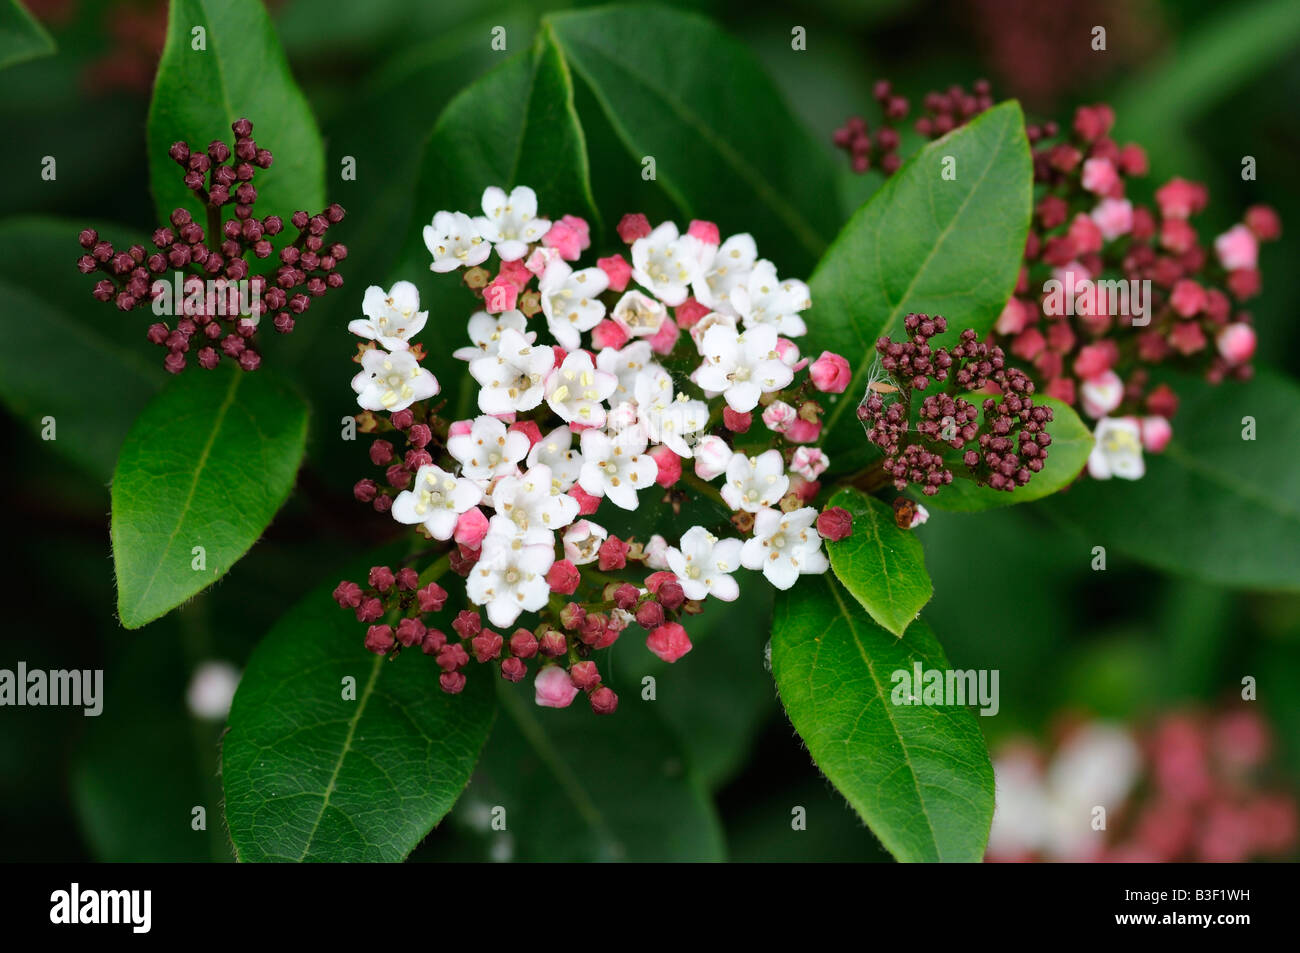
[
  {"x1": 635, "y1": 600, "x2": 665, "y2": 630},
  {"x1": 817, "y1": 506, "x2": 853, "y2": 541},
  {"x1": 559, "y1": 603, "x2": 586, "y2": 631},
  {"x1": 538, "y1": 629, "x2": 567, "y2": 657},
  {"x1": 395, "y1": 617, "x2": 426, "y2": 648},
  {"x1": 407, "y1": 423, "x2": 432, "y2": 449},
  {"x1": 657, "y1": 581, "x2": 686, "y2": 611},
  {"x1": 390, "y1": 408, "x2": 414, "y2": 430},
  {"x1": 355, "y1": 597, "x2": 383, "y2": 623},
  {"x1": 421, "y1": 629, "x2": 447, "y2": 655},
  {"x1": 569, "y1": 661, "x2": 600, "y2": 691},
  {"x1": 353, "y1": 478, "x2": 378, "y2": 502},
  {"x1": 332, "y1": 580, "x2": 363, "y2": 608},
  {"x1": 364, "y1": 625, "x2": 394, "y2": 655},
  {"x1": 590, "y1": 686, "x2": 619, "y2": 715},
  {"x1": 510, "y1": 628, "x2": 539, "y2": 659},
  {"x1": 369, "y1": 439, "x2": 394, "y2": 466},
  {"x1": 417, "y1": 581, "x2": 448, "y2": 613},
  {"x1": 598, "y1": 536, "x2": 629, "y2": 571},
  {"x1": 452, "y1": 609, "x2": 482, "y2": 640},
  {"x1": 439, "y1": 671, "x2": 466, "y2": 694},
  {"x1": 500, "y1": 657, "x2": 527, "y2": 682},
  {"x1": 613, "y1": 583, "x2": 639, "y2": 610},
  {"x1": 395, "y1": 567, "x2": 419, "y2": 591},
  {"x1": 437, "y1": 643, "x2": 470, "y2": 672},
  {"x1": 472, "y1": 629, "x2": 503, "y2": 663}
]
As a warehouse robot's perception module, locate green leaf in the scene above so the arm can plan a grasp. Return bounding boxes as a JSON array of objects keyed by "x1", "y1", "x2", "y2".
[
  {"x1": 548, "y1": 4, "x2": 840, "y2": 272},
  {"x1": 0, "y1": 217, "x2": 164, "y2": 481},
  {"x1": 392, "y1": 26, "x2": 596, "y2": 390},
  {"x1": 806, "y1": 101, "x2": 1032, "y2": 473},
  {"x1": 826, "y1": 488, "x2": 931, "y2": 637},
  {"x1": 1046, "y1": 369, "x2": 1300, "y2": 591},
  {"x1": 923, "y1": 396, "x2": 1093, "y2": 512},
  {"x1": 222, "y1": 556, "x2": 496, "y2": 862},
  {"x1": 771, "y1": 575, "x2": 994, "y2": 862},
  {"x1": 0, "y1": 0, "x2": 54, "y2": 70},
  {"x1": 147, "y1": 0, "x2": 324, "y2": 224},
  {"x1": 110, "y1": 363, "x2": 308, "y2": 628},
  {"x1": 438, "y1": 677, "x2": 725, "y2": 862}
]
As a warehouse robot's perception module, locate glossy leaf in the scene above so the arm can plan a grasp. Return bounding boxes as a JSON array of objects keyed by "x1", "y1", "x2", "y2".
[
  {"x1": 923, "y1": 396, "x2": 1093, "y2": 512},
  {"x1": 1046, "y1": 369, "x2": 1300, "y2": 591},
  {"x1": 111, "y1": 364, "x2": 308, "y2": 628},
  {"x1": 147, "y1": 0, "x2": 324, "y2": 224},
  {"x1": 548, "y1": 4, "x2": 840, "y2": 272},
  {"x1": 826, "y1": 488, "x2": 931, "y2": 637},
  {"x1": 222, "y1": 557, "x2": 495, "y2": 862},
  {"x1": 806, "y1": 101, "x2": 1032, "y2": 473},
  {"x1": 771, "y1": 575, "x2": 994, "y2": 862},
  {"x1": 0, "y1": 0, "x2": 54, "y2": 70}
]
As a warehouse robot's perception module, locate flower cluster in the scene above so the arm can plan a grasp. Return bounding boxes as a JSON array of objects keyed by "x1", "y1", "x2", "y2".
[
  {"x1": 336, "y1": 186, "x2": 852, "y2": 711},
  {"x1": 75, "y1": 117, "x2": 348, "y2": 372},
  {"x1": 835, "y1": 83, "x2": 1281, "y2": 484},
  {"x1": 857, "y1": 314, "x2": 1053, "y2": 495},
  {"x1": 987, "y1": 707, "x2": 1297, "y2": 863}
]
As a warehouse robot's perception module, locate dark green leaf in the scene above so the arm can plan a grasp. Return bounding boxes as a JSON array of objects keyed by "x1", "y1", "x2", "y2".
[
  {"x1": 1046, "y1": 368, "x2": 1300, "y2": 591},
  {"x1": 826, "y1": 488, "x2": 931, "y2": 637},
  {"x1": 548, "y1": 4, "x2": 840, "y2": 272},
  {"x1": 0, "y1": 217, "x2": 164, "y2": 481},
  {"x1": 111, "y1": 363, "x2": 308, "y2": 628},
  {"x1": 771, "y1": 575, "x2": 994, "y2": 862},
  {"x1": 147, "y1": 0, "x2": 324, "y2": 224},
  {"x1": 0, "y1": 0, "x2": 54, "y2": 70},
  {"x1": 806, "y1": 101, "x2": 1032, "y2": 474},
  {"x1": 222, "y1": 557, "x2": 495, "y2": 862},
  {"x1": 923, "y1": 396, "x2": 1093, "y2": 512}
]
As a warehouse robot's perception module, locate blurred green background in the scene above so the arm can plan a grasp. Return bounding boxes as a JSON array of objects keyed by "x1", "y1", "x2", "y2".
[{"x1": 2, "y1": 0, "x2": 1298, "y2": 862}]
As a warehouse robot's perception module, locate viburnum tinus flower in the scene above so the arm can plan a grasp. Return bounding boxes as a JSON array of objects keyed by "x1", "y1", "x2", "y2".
[
  {"x1": 334, "y1": 184, "x2": 854, "y2": 713},
  {"x1": 76, "y1": 117, "x2": 347, "y2": 372},
  {"x1": 835, "y1": 81, "x2": 1281, "y2": 483}
]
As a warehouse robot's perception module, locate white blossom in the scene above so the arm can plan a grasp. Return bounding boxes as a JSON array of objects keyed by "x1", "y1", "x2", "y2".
[
  {"x1": 545, "y1": 350, "x2": 617, "y2": 427},
  {"x1": 473, "y1": 185, "x2": 550, "y2": 262},
  {"x1": 577, "y1": 429, "x2": 657, "y2": 510},
  {"x1": 351, "y1": 347, "x2": 439, "y2": 412},
  {"x1": 693, "y1": 323, "x2": 793, "y2": 412},
  {"x1": 447, "y1": 415, "x2": 531, "y2": 485},
  {"x1": 424, "y1": 210, "x2": 489, "y2": 272},
  {"x1": 539, "y1": 260, "x2": 609, "y2": 350},
  {"x1": 596, "y1": 341, "x2": 655, "y2": 405},
  {"x1": 348, "y1": 281, "x2": 427, "y2": 350},
  {"x1": 666, "y1": 526, "x2": 743, "y2": 602},
  {"x1": 693, "y1": 233, "x2": 757, "y2": 315},
  {"x1": 740, "y1": 506, "x2": 829, "y2": 590},
  {"x1": 731, "y1": 260, "x2": 810, "y2": 337},
  {"x1": 562, "y1": 520, "x2": 607, "y2": 565},
  {"x1": 693, "y1": 435, "x2": 734, "y2": 480},
  {"x1": 467, "y1": 515, "x2": 555, "y2": 627},
  {"x1": 634, "y1": 366, "x2": 708, "y2": 457},
  {"x1": 468, "y1": 326, "x2": 552, "y2": 414},
  {"x1": 1087, "y1": 416, "x2": 1145, "y2": 480},
  {"x1": 490, "y1": 463, "x2": 579, "y2": 544},
  {"x1": 526, "y1": 425, "x2": 583, "y2": 491},
  {"x1": 391, "y1": 464, "x2": 482, "y2": 540},
  {"x1": 453, "y1": 310, "x2": 533, "y2": 362},
  {"x1": 630, "y1": 222, "x2": 707, "y2": 306},
  {"x1": 721, "y1": 449, "x2": 789, "y2": 512},
  {"x1": 611, "y1": 290, "x2": 669, "y2": 338}
]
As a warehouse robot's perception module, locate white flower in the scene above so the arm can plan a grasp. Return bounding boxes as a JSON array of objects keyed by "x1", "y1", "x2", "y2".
[
  {"x1": 490, "y1": 463, "x2": 579, "y2": 544},
  {"x1": 666, "y1": 526, "x2": 743, "y2": 602},
  {"x1": 741, "y1": 506, "x2": 829, "y2": 590},
  {"x1": 562, "y1": 520, "x2": 607, "y2": 565},
  {"x1": 634, "y1": 367, "x2": 708, "y2": 458},
  {"x1": 693, "y1": 233, "x2": 757, "y2": 315},
  {"x1": 539, "y1": 261, "x2": 609, "y2": 350},
  {"x1": 348, "y1": 281, "x2": 427, "y2": 350},
  {"x1": 473, "y1": 185, "x2": 550, "y2": 262},
  {"x1": 1080, "y1": 369, "x2": 1124, "y2": 419},
  {"x1": 467, "y1": 515, "x2": 555, "y2": 627},
  {"x1": 186, "y1": 661, "x2": 240, "y2": 720},
  {"x1": 687, "y1": 309, "x2": 737, "y2": 349},
  {"x1": 447, "y1": 415, "x2": 532, "y2": 485},
  {"x1": 391, "y1": 464, "x2": 482, "y2": 540},
  {"x1": 596, "y1": 341, "x2": 655, "y2": 405},
  {"x1": 605, "y1": 399, "x2": 641, "y2": 439},
  {"x1": 468, "y1": 327, "x2": 552, "y2": 414},
  {"x1": 790, "y1": 446, "x2": 829, "y2": 481},
  {"x1": 693, "y1": 435, "x2": 733, "y2": 480},
  {"x1": 1087, "y1": 416, "x2": 1145, "y2": 481},
  {"x1": 630, "y1": 222, "x2": 707, "y2": 306},
  {"x1": 693, "y1": 323, "x2": 793, "y2": 412},
  {"x1": 453, "y1": 310, "x2": 534, "y2": 362},
  {"x1": 424, "y1": 210, "x2": 490, "y2": 272},
  {"x1": 721, "y1": 449, "x2": 789, "y2": 512},
  {"x1": 908, "y1": 503, "x2": 930, "y2": 529},
  {"x1": 731, "y1": 260, "x2": 811, "y2": 337},
  {"x1": 351, "y1": 348, "x2": 439, "y2": 412},
  {"x1": 643, "y1": 534, "x2": 671, "y2": 570},
  {"x1": 761, "y1": 400, "x2": 797, "y2": 433},
  {"x1": 577, "y1": 429, "x2": 658, "y2": 510},
  {"x1": 545, "y1": 350, "x2": 617, "y2": 427},
  {"x1": 526, "y1": 425, "x2": 583, "y2": 491},
  {"x1": 611, "y1": 290, "x2": 669, "y2": 337}
]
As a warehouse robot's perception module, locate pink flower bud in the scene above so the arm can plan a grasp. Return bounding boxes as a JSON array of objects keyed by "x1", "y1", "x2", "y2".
[
  {"x1": 790, "y1": 446, "x2": 829, "y2": 481},
  {"x1": 722, "y1": 407, "x2": 752, "y2": 432},
  {"x1": 472, "y1": 629, "x2": 503, "y2": 663},
  {"x1": 693, "y1": 435, "x2": 733, "y2": 480},
  {"x1": 483, "y1": 275, "x2": 519, "y2": 314},
  {"x1": 1072, "y1": 342, "x2": 1116, "y2": 380},
  {"x1": 1216, "y1": 322, "x2": 1256, "y2": 365},
  {"x1": 422, "y1": 629, "x2": 447, "y2": 655},
  {"x1": 774, "y1": 337, "x2": 803, "y2": 368},
  {"x1": 995, "y1": 298, "x2": 1032, "y2": 336},
  {"x1": 1045, "y1": 377, "x2": 1076, "y2": 406},
  {"x1": 1081, "y1": 158, "x2": 1118, "y2": 195},
  {"x1": 546, "y1": 559, "x2": 581, "y2": 595},
  {"x1": 647, "y1": 317, "x2": 680, "y2": 355},
  {"x1": 1244, "y1": 204, "x2": 1281, "y2": 242},
  {"x1": 1140, "y1": 416, "x2": 1173, "y2": 453},
  {"x1": 1067, "y1": 213, "x2": 1103, "y2": 255},
  {"x1": 534, "y1": 665, "x2": 580, "y2": 708},
  {"x1": 1145, "y1": 383, "x2": 1179, "y2": 419},
  {"x1": 675, "y1": 297, "x2": 710, "y2": 328},
  {"x1": 569, "y1": 484, "x2": 602, "y2": 516},
  {"x1": 448, "y1": 419, "x2": 473, "y2": 438},
  {"x1": 506, "y1": 420, "x2": 542, "y2": 450},
  {"x1": 635, "y1": 600, "x2": 665, "y2": 629},
  {"x1": 590, "y1": 686, "x2": 619, "y2": 714},
  {"x1": 364, "y1": 625, "x2": 394, "y2": 655},
  {"x1": 597, "y1": 253, "x2": 632, "y2": 292},
  {"x1": 454, "y1": 507, "x2": 490, "y2": 548},
  {"x1": 368, "y1": 565, "x2": 395, "y2": 591},
  {"x1": 417, "y1": 581, "x2": 448, "y2": 613},
  {"x1": 1160, "y1": 217, "x2": 1196, "y2": 255},
  {"x1": 762, "y1": 400, "x2": 797, "y2": 433},
  {"x1": 816, "y1": 506, "x2": 853, "y2": 541},
  {"x1": 524, "y1": 245, "x2": 560, "y2": 278},
  {"x1": 332, "y1": 580, "x2": 362, "y2": 609},
  {"x1": 569, "y1": 661, "x2": 601, "y2": 691},
  {"x1": 787, "y1": 473, "x2": 820, "y2": 503},
  {"x1": 616, "y1": 213, "x2": 652, "y2": 243},
  {"x1": 687, "y1": 219, "x2": 720, "y2": 245},
  {"x1": 541, "y1": 219, "x2": 588, "y2": 261},
  {"x1": 1170, "y1": 280, "x2": 1206, "y2": 318},
  {"x1": 1169, "y1": 320, "x2": 1207, "y2": 356},
  {"x1": 648, "y1": 444, "x2": 682, "y2": 487},
  {"x1": 500, "y1": 657, "x2": 526, "y2": 682},
  {"x1": 355, "y1": 598, "x2": 383, "y2": 623},
  {"x1": 1090, "y1": 198, "x2": 1133, "y2": 241},
  {"x1": 809, "y1": 351, "x2": 851, "y2": 393},
  {"x1": 1081, "y1": 369, "x2": 1124, "y2": 419},
  {"x1": 395, "y1": 617, "x2": 426, "y2": 648},
  {"x1": 646, "y1": 622, "x2": 692, "y2": 663},
  {"x1": 1155, "y1": 177, "x2": 1207, "y2": 220},
  {"x1": 1214, "y1": 224, "x2": 1258, "y2": 271},
  {"x1": 1118, "y1": 143, "x2": 1148, "y2": 176},
  {"x1": 657, "y1": 581, "x2": 685, "y2": 611},
  {"x1": 784, "y1": 417, "x2": 822, "y2": 444},
  {"x1": 1012, "y1": 328, "x2": 1046, "y2": 361},
  {"x1": 591, "y1": 318, "x2": 629, "y2": 350},
  {"x1": 598, "y1": 536, "x2": 629, "y2": 571},
  {"x1": 437, "y1": 643, "x2": 470, "y2": 672},
  {"x1": 439, "y1": 671, "x2": 466, "y2": 694}
]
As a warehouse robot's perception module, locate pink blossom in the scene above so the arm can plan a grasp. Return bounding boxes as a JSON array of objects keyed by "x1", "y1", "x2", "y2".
[
  {"x1": 448, "y1": 419, "x2": 473, "y2": 437},
  {"x1": 646, "y1": 623, "x2": 692, "y2": 663},
  {"x1": 1140, "y1": 416, "x2": 1172, "y2": 453},
  {"x1": 775, "y1": 337, "x2": 805, "y2": 369},
  {"x1": 1081, "y1": 369, "x2": 1123, "y2": 418},
  {"x1": 524, "y1": 245, "x2": 560, "y2": 278},
  {"x1": 1081, "y1": 157, "x2": 1118, "y2": 195},
  {"x1": 1216, "y1": 322, "x2": 1256, "y2": 365},
  {"x1": 1155, "y1": 178, "x2": 1208, "y2": 219},
  {"x1": 616, "y1": 213, "x2": 652, "y2": 243},
  {"x1": 784, "y1": 417, "x2": 822, "y2": 444},
  {"x1": 590, "y1": 319, "x2": 629, "y2": 350},
  {"x1": 1090, "y1": 198, "x2": 1133, "y2": 241},
  {"x1": 1159, "y1": 217, "x2": 1197, "y2": 254},
  {"x1": 568, "y1": 483, "x2": 601, "y2": 515},
  {"x1": 647, "y1": 444, "x2": 682, "y2": 487},
  {"x1": 534, "y1": 665, "x2": 580, "y2": 708},
  {"x1": 1044, "y1": 377, "x2": 1075, "y2": 406},
  {"x1": 1073, "y1": 341, "x2": 1116, "y2": 380},
  {"x1": 1214, "y1": 224, "x2": 1258, "y2": 271},
  {"x1": 790, "y1": 447, "x2": 829, "y2": 480},
  {"x1": 675, "y1": 297, "x2": 710, "y2": 328},
  {"x1": 546, "y1": 559, "x2": 581, "y2": 595},
  {"x1": 1067, "y1": 213, "x2": 1103, "y2": 254},
  {"x1": 809, "y1": 351, "x2": 851, "y2": 393},
  {"x1": 498, "y1": 259, "x2": 531, "y2": 291},
  {"x1": 687, "y1": 219, "x2": 720, "y2": 245},
  {"x1": 647, "y1": 316, "x2": 679, "y2": 355},
  {"x1": 596, "y1": 253, "x2": 631, "y2": 292},
  {"x1": 508, "y1": 419, "x2": 542, "y2": 449},
  {"x1": 454, "y1": 507, "x2": 489, "y2": 548},
  {"x1": 1170, "y1": 280, "x2": 1206, "y2": 318},
  {"x1": 541, "y1": 220, "x2": 586, "y2": 261},
  {"x1": 996, "y1": 297, "x2": 1032, "y2": 335},
  {"x1": 482, "y1": 275, "x2": 518, "y2": 314},
  {"x1": 762, "y1": 401, "x2": 796, "y2": 433},
  {"x1": 1169, "y1": 321, "x2": 1207, "y2": 356}
]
